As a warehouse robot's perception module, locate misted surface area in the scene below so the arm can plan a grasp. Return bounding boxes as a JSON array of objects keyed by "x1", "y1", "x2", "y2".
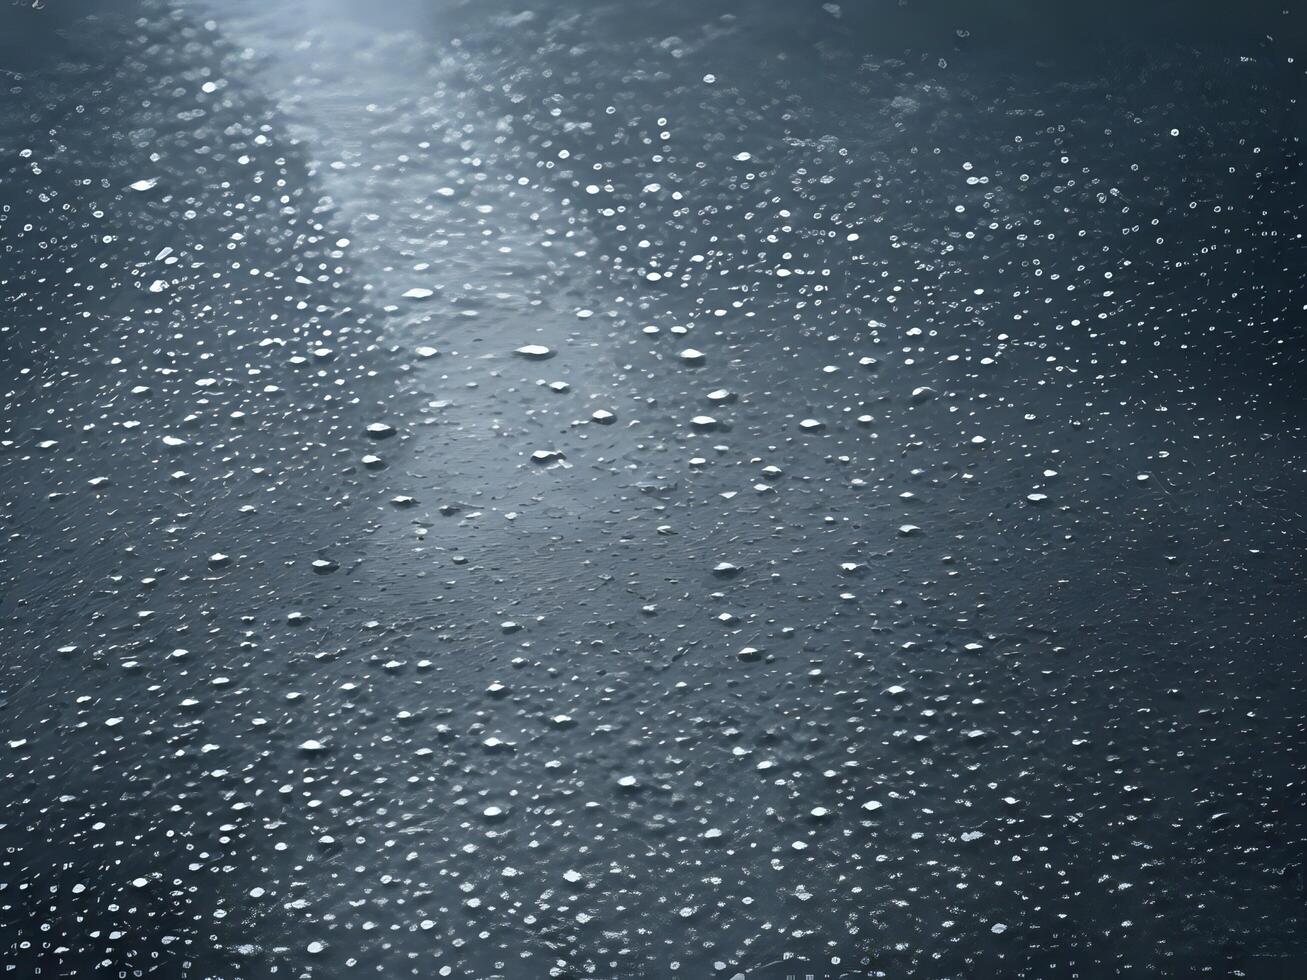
[{"x1": 1, "y1": 0, "x2": 1304, "y2": 976}]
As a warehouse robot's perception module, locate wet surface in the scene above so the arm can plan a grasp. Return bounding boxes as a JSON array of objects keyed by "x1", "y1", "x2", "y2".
[{"x1": 2, "y1": 1, "x2": 1306, "y2": 976}]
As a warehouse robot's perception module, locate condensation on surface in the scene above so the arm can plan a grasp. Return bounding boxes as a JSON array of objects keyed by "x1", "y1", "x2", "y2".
[{"x1": 1, "y1": 0, "x2": 1305, "y2": 976}]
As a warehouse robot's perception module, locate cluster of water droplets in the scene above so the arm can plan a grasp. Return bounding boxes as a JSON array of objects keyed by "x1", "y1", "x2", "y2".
[{"x1": 1, "y1": 0, "x2": 1304, "y2": 976}]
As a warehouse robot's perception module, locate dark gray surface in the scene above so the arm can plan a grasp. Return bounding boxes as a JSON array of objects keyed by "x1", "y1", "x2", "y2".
[{"x1": 2, "y1": 0, "x2": 1305, "y2": 976}]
